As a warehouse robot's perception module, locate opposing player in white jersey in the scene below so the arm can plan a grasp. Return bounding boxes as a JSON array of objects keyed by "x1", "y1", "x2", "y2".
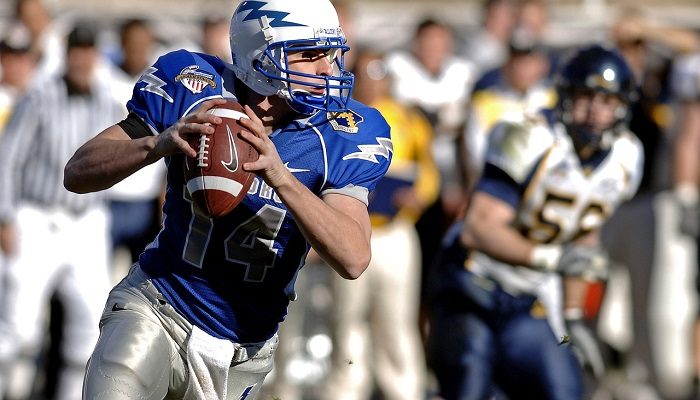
[
  {"x1": 428, "y1": 45, "x2": 643, "y2": 400},
  {"x1": 64, "y1": 1, "x2": 391, "y2": 399}
]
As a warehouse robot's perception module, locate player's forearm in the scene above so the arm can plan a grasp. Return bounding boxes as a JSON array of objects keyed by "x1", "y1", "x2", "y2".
[
  {"x1": 275, "y1": 176, "x2": 371, "y2": 279},
  {"x1": 65, "y1": 129, "x2": 160, "y2": 194},
  {"x1": 461, "y1": 207, "x2": 533, "y2": 266},
  {"x1": 461, "y1": 192, "x2": 538, "y2": 268},
  {"x1": 462, "y1": 217, "x2": 535, "y2": 268}
]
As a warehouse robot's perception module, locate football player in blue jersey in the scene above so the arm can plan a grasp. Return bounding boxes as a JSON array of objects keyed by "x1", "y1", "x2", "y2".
[
  {"x1": 63, "y1": 1, "x2": 392, "y2": 398},
  {"x1": 427, "y1": 45, "x2": 643, "y2": 400}
]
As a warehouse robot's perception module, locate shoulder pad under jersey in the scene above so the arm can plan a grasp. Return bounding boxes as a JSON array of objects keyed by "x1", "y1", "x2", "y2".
[
  {"x1": 127, "y1": 49, "x2": 229, "y2": 133},
  {"x1": 486, "y1": 118, "x2": 554, "y2": 184},
  {"x1": 312, "y1": 99, "x2": 392, "y2": 197}
]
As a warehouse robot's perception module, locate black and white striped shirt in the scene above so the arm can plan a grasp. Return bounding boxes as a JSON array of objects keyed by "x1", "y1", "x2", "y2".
[{"x1": 0, "y1": 76, "x2": 124, "y2": 220}]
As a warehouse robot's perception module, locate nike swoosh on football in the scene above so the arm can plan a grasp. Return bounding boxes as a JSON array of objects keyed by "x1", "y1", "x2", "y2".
[
  {"x1": 221, "y1": 125, "x2": 239, "y2": 173},
  {"x1": 284, "y1": 162, "x2": 310, "y2": 173}
]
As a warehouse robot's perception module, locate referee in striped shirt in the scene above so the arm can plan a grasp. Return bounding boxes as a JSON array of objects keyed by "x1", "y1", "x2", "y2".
[{"x1": 0, "y1": 23, "x2": 123, "y2": 400}]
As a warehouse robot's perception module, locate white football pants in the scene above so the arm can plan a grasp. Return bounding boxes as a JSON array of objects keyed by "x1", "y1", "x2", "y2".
[
  {"x1": 323, "y1": 218, "x2": 426, "y2": 400},
  {"x1": 0, "y1": 203, "x2": 111, "y2": 400}
]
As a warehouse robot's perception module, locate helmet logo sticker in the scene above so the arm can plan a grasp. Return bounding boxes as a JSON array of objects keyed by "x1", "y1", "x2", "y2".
[
  {"x1": 586, "y1": 73, "x2": 620, "y2": 92},
  {"x1": 176, "y1": 65, "x2": 217, "y2": 94},
  {"x1": 237, "y1": 1, "x2": 305, "y2": 28},
  {"x1": 328, "y1": 110, "x2": 363, "y2": 134}
]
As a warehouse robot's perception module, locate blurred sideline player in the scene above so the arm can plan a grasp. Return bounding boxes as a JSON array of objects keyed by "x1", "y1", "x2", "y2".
[
  {"x1": 64, "y1": 0, "x2": 392, "y2": 398},
  {"x1": 428, "y1": 45, "x2": 643, "y2": 400},
  {"x1": 13, "y1": 0, "x2": 66, "y2": 81},
  {"x1": 0, "y1": 21, "x2": 36, "y2": 400},
  {"x1": 322, "y1": 48, "x2": 439, "y2": 400},
  {"x1": 672, "y1": 51, "x2": 700, "y2": 397},
  {"x1": 0, "y1": 23, "x2": 121, "y2": 400},
  {"x1": 386, "y1": 17, "x2": 477, "y2": 347},
  {"x1": 199, "y1": 16, "x2": 232, "y2": 63},
  {"x1": 461, "y1": 30, "x2": 555, "y2": 194},
  {"x1": 462, "y1": 0, "x2": 519, "y2": 75},
  {"x1": 598, "y1": 11, "x2": 700, "y2": 399},
  {"x1": 0, "y1": 24, "x2": 36, "y2": 131}
]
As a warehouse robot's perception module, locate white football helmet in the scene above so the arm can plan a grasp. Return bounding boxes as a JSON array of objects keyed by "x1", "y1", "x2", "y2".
[{"x1": 230, "y1": 0, "x2": 353, "y2": 115}]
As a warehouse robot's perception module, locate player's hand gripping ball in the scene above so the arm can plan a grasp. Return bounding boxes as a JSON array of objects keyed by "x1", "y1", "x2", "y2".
[{"x1": 184, "y1": 99, "x2": 258, "y2": 218}]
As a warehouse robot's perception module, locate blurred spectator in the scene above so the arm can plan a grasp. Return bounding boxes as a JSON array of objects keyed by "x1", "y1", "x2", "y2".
[
  {"x1": 671, "y1": 50, "x2": 700, "y2": 400},
  {"x1": 0, "y1": 22, "x2": 35, "y2": 400},
  {"x1": 100, "y1": 18, "x2": 156, "y2": 106},
  {"x1": 322, "y1": 47, "x2": 438, "y2": 400},
  {"x1": 593, "y1": 8, "x2": 700, "y2": 400},
  {"x1": 518, "y1": 0, "x2": 550, "y2": 43},
  {"x1": 462, "y1": 0, "x2": 519, "y2": 75},
  {"x1": 200, "y1": 16, "x2": 231, "y2": 63},
  {"x1": 0, "y1": 23, "x2": 36, "y2": 132},
  {"x1": 13, "y1": 0, "x2": 66, "y2": 80},
  {"x1": 460, "y1": 30, "x2": 555, "y2": 193},
  {"x1": 103, "y1": 18, "x2": 165, "y2": 282},
  {"x1": 386, "y1": 19, "x2": 477, "y2": 346},
  {"x1": 0, "y1": 22, "x2": 121, "y2": 400},
  {"x1": 117, "y1": 18, "x2": 156, "y2": 79}
]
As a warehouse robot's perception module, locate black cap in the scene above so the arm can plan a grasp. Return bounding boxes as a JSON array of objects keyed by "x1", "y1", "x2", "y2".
[
  {"x1": 0, "y1": 24, "x2": 32, "y2": 53},
  {"x1": 67, "y1": 23, "x2": 97, "y2": 49}
]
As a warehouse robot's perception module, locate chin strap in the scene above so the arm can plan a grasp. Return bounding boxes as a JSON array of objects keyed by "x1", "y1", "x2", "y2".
[{"x1": 286, "y1": 89, "x2": 326, "y2": 115}]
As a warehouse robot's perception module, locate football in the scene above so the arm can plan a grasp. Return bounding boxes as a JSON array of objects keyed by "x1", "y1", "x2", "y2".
[{"x1": 184, "y1": 99, "x2": 258, "y2": 218}]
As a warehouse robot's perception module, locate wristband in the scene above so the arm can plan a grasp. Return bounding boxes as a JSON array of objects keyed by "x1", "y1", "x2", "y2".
[{"x1": 529, "y1": 244, "x2": 563, "y2": 272}]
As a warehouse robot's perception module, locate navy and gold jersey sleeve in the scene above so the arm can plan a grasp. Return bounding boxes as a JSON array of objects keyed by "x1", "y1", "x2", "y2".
[
  {"x1": 126, "y1": 49, "x2": 228, "y2": 134},
  {"x1": 476, "y1": 120, "x2": 553, "y2": 208},
  {"x1": 318, "y1": 101, "x2": 392, "y2": 205}
]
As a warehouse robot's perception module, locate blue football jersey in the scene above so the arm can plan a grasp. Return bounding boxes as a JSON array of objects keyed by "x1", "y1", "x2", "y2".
[{"x1": 127, "y1": 49, "x2": 392, "y2": 342}]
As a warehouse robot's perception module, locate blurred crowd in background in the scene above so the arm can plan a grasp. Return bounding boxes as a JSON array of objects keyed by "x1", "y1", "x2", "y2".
[{"x1": 1, "y1": 0, "x2": 700, "y2": 399}]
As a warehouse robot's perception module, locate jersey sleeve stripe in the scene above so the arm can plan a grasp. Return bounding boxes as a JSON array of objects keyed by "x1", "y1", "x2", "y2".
[{"x1": 321, "y1": 184, "x2": 370, "y2": 205}]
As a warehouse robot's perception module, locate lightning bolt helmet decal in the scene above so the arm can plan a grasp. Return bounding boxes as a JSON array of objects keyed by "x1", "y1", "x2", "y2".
[{"x1": 236, "y1": 1, "x2": 305, "y2": 28}]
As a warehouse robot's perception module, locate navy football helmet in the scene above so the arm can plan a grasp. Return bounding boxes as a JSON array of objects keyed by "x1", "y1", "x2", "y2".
[{"x1": 556, "y1": 45, "x2": 636, "y2": 153}]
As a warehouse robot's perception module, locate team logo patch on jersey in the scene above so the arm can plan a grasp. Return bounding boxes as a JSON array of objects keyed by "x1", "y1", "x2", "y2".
[
  {"x1": 175, "y1": 65, "x2": 217, "y2": 94},
  {"x1": 328, "y1": 110, "x2": 363, "y2": 134}
]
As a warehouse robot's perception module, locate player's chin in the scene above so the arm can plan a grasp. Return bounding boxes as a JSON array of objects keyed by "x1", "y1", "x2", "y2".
[{"x1": 294, "y1": 82, "x2": 325, "y2": 95}]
